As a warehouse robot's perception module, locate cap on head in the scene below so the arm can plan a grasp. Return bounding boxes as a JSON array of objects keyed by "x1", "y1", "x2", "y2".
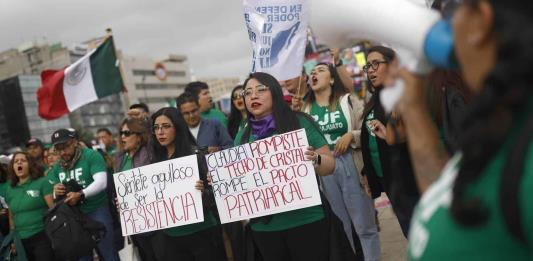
[
  {"x1": 51, "y1": 129, "x2": 76, "y2": 146},
  {"x1": 25, "y1": 138, "x2": 43, "y2": 148}
]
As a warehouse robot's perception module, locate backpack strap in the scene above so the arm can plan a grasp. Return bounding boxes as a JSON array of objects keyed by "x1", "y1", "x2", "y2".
[{"x1": 500, "y1": 115, "x2": 533, "y2": 245}]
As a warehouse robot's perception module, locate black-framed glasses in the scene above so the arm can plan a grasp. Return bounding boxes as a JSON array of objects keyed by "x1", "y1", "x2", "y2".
[
  {"x1": 242, "y1": 84, "x2": 269, "y2": 97},
  {"x1": 120, "y1": 130, "x2": 138, "y2": 137},
  {"x1": 152, "y1": 124, "x2": 173, "y2": 132},
  {"x1": 363, "y1": 60, "x2": 388, "y2": 73}
]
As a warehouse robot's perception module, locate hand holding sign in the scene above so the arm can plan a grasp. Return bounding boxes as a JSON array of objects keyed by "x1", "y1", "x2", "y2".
[
  {"x1": 114, "y1": 155, "x2": 204, "y2": 236},
  {"x1": 206, "y1": 129, "x2": 322, "y2": 223}
]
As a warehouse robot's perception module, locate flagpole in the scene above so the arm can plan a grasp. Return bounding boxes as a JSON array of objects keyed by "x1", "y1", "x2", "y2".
[{"x1": 105, "y1": 28, "x2": 131, "y2": 110}]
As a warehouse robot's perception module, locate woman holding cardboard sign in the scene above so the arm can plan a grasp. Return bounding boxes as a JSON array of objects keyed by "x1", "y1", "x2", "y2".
[
  {"x1": 301, "y1": 62, "x2": 381, "y2": 260},
  {"x1": 149, "y1": 107, "x2": 227, "y2": 261},
  {"x1": 113, "y1": 118, "x2": 156, "y2": 261},
  {"x1": 234, "y1": 72, "x2": 339, "y2": 261}
]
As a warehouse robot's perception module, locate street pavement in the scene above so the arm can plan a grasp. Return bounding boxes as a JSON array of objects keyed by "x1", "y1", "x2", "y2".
[{"x1": 376, "y1": 194, "x2": 409, "y2": 261}]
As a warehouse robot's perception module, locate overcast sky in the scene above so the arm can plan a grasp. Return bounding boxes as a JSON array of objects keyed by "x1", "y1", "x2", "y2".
[{"x1": 0, "y1": 0, "x2": 252, "y2": 78}]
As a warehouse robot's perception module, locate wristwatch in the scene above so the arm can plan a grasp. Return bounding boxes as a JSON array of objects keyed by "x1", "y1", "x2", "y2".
[{"x1": 79, "y1": 191, "x2": 86, "y2": 201}]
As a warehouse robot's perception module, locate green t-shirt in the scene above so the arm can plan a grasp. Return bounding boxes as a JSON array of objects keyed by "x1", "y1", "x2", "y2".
[
  {"x1": 6, "y1": 177, "x2": 52, "y2": 239},
  {"x1": 309, "y1": 102, "x2": 349, "y2": 150},
  {"x1": 408, "y1": 135, "x2": 533, "y2": 259},
  {"x1": 106, "y1": 144, "x2": 116, "y2": 158},
  {"x1": 365, "y1": 110, "x2": 384, "y2": 178},
  {"x1": 119, "y1": 154, "x2": 133, "y2": 172},
  {"x1": 234, "y1": 115, "x2": 327, "y2": 232},
  {"x1": 48, "y1": 147, "x2": 108, "y2": 214},
  {"x1": 201, "y1": 108, "x2": 228, "y2": 127}
]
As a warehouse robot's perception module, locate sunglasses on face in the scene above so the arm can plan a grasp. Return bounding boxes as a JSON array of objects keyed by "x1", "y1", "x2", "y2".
[
  {"x1": 363, "y1": 60, "x2": 389, "y2": 73},
  {"x1": 120, "y1": 130, "x2": 138, "y2": 137}
]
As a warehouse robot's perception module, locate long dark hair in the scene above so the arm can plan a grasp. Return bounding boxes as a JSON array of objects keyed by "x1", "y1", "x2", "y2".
[
  {"x1": 240, "y1": 72, "x2": 302, "y2": 143},
  {"x1": 450, "y1": 0, "x2": 533, "y2": 227},
  {"x1": 8, "y1": 152, "x2": 43, "y2": 187},
  {"x1": 362, "y1": 46, "x2": 396, "y2": 118},
  {"x1": 150, "y1": 107, "x2": 196, "y2": 162},
  {"x1": 305, "y1": 63, "x2": 347, "y2": 111},
  {"x1": 228, "y1": 85, "x2": 244, "y2": 139}
]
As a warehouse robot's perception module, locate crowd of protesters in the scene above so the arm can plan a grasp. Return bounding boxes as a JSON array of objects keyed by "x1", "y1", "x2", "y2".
[{"x1": 0, "y1": 0, "x2": 531, "y2": 260}]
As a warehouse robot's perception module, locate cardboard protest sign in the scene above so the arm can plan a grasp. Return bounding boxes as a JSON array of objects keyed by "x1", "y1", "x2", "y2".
[
  {"x1": 206, "y1": 128, "x2": 322, "y2": 224},
  {"x1": 114, "y1": 155, "x2": 204, "y2": 236},
  {"x1": 243, "y1": 0, "x2": 309, "y2": 81}
]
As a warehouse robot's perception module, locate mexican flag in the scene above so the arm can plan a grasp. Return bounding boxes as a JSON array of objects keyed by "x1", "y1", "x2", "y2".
[{"x1": 37, "y1": 36, "x2": 124, "y2": 120}]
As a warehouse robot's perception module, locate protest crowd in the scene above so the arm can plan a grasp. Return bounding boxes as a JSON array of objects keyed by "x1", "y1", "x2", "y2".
[{"x1": 0, "y1": 0, "x2": 531, "y2": 260}]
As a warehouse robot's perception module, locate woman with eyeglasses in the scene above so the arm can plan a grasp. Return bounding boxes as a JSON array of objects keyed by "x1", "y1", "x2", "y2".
[
  {"x1": 235, "y1": 72, "x2": 336, "y2": 261},
  {"x1": 5, "y1": 152, "x2": 55, "y2": 261},
  {"x1": 301, "y1": 63, "x2": 381, "y2": 260},
  {"x1": 150, "y1": 107, "x2": 227, "y2": 261},
  {"x1": 360, "y1": 46, "x2": 420, "y2": 238},
  {"x1": 227, "y1": 85, "x2": 247, "y2": 140},
  {"x1": 113, "y1": 118, "x2": 158, "y2": 261},
  {"x1": 392, "y1": 0, "x2": 533, "y2": 260}
]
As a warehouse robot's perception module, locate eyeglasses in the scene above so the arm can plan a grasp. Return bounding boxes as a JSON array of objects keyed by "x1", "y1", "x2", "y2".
[
  {"x1": 181, "y1": 108, "x2": 199, "y2": 117},
  {"x1": 120, "y1": 130, "x2": 138, "y2": 137},
  {"x1": 362, "y1": 60, "x2": 388, "y2": 73},
  {"x1": 153, "y1": 124, "x2": 173, "y2": 132},
  {"x1": 232, "y1": 92, "x2": 243, "y2": 100},
  {"x1": 242, "y1": 85, "x2": 269, "y2": 98}
]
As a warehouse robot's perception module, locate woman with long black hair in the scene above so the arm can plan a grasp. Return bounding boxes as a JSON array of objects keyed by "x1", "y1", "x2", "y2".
[
  {"x1": 150, "y1": 107, "x2": 226, "y2": 261},
  {"x1": 227, "y1": 85, "x2": 247, "y2": 139},
  {"x1": 360, "y1": 46, "x2": 420, "y2": 237},
  {"x1": 235, "y1": 72, "x2": 337, "y2": 261},
  {"x1": 395, "y1": 0, "x2": 533, "y2": 259},
  {"x1": 302, "y1": 62, "x2": 380, "y2": 260}
]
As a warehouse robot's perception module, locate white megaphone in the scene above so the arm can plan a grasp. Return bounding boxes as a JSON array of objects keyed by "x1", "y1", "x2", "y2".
[
  {"x1": 310, "y1": 0, "x2": 456, "y2": 111},
  {"x1": 309, "y1": 0, "x2": 456, "y2": 72}
]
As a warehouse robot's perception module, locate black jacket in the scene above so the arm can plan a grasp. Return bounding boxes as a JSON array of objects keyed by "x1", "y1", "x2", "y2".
[{"x1": 360, "y1": 93, "x2": 420, "y2": 201}]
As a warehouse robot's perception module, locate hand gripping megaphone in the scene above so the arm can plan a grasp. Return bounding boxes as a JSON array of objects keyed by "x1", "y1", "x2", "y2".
[{"x1": 309, "y1": 0, "x2": 455, "y2": 71}]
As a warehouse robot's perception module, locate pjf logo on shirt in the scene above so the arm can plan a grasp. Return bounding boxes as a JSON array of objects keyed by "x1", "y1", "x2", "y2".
[{"x1": 26, "y1": 190, "x2": 40, "y2": 198}]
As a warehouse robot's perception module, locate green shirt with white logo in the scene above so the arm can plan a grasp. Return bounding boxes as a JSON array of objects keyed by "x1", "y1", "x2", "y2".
[
  {"x1": 6, "y1": 177, "x2": 52, "y2": 239},
  {"x1": 201, "y1": 108, "x2": 228, "y2": 127},
  {"x1": 408, "y1": 119, "x2": 533, "y2": 260},
  {"x1": 309, "y1": 102, "x2": 349, "y2": 150},
  {"x1": 365, "y1": 110, "x2": 384, "y2": 178},
  {"x1": 234, "y1": 115, "x2": 327, "y2": 232},
  {"x1": 48, "y1": 147, "x2": 108, "y2": 214}
]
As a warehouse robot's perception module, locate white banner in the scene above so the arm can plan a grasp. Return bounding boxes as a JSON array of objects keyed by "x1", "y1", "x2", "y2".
[
  {"x1": 243, "y1": 0, "x2": 308, "y2": 81},
  {"x1": 114, "y1": 155, "x2": 204, "y2": 236},
  {"x1": 206, "y1": 129, "x2": 322, "y2": 224}
]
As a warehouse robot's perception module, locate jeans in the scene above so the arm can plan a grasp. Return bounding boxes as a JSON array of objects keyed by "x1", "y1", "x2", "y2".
[
  {"x1": 80, "y1": 205, "x2": 118, "y2": 261},
  {"x1": 320, "y1": 150, "x2": 381, "y2": 261}
]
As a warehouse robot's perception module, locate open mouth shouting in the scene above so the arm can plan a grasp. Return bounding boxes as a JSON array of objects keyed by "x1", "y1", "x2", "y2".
[{"x1": 250, "y1": 101, "x2": 262, "y2": 109}]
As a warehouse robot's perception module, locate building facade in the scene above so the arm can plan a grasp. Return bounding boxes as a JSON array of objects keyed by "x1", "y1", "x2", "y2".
[{"x1": 121, "y1": 54, "x2": 191, "y2": 111}]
